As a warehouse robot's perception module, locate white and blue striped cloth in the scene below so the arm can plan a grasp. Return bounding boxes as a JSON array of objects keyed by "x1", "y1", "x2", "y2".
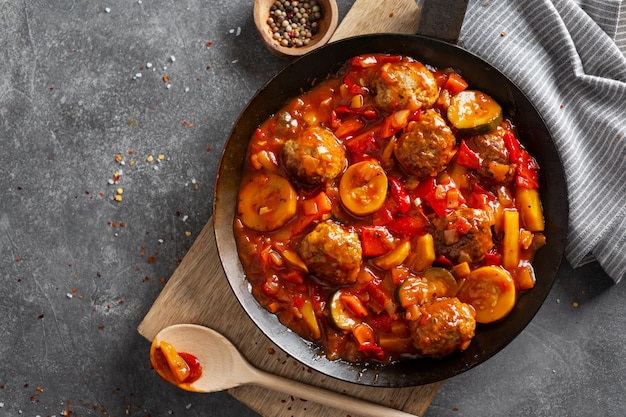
[{"x1": 459, "y1": 0, "x2": 626, "y2": 282}]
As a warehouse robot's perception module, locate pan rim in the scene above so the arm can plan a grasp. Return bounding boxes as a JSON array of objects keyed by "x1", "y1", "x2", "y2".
[{"x1": 213, "y1": 33, "x2": 568, "y2": 387}]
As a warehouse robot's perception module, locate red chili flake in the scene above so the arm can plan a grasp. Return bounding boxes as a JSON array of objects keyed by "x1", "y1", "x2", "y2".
[
  {"x1": 206, "y1": 41, "x2": 212, "y2": 47},
  {"x1": 162, "y1": 75, "x2": 170, "y2": 83},
  {"x1": 182, "y1": 120, "x2": 188, "y2": 126},
  {"x1": 147, "y1": 256, "x2": 156, "y2": 264},
  {"x1": 38, "y1": 314, "x2": 44, "y2": 319},
  {"x1": 119, "y1": 222, "x2": 125, "y2": 227},
  {"x1": 15, "y1": 257, "x2": 21, "y2": 262},
  {"x1": 98, "y1": 325, "x2": 105, "y2": 330},
  {"x1": 206, "y1": 146, "x2": 212, "y2": 152},
  {"x1": 268, "y1": 347, "x2": 276, "y2": 354}
]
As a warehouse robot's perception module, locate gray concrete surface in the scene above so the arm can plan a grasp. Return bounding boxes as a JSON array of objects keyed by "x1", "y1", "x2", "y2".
[{"x1": 1, "y1": 1, "x2": 624, "y2": 416}]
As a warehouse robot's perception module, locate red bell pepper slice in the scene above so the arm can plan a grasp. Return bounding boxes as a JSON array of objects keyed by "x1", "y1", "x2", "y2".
[
  {"x1": 349, "y1": 54, "x2": 402, "y2": 69},
  {"x1": 424, "y1": 180, "x2": 466, "y2": 218},
  {"x1": 483, "y1": 252, "x2": 502, "y2": 266},
  {"x1": 468, "y1": 183, "x2": 496, "y2": 209},
  {"x1": 444, "y1": 73, "x2": 469, "y2": 95},
  {"x1": 434, "y1": 255, "x2": 454, "y2": 268},
  {"x1": 388, "y1": 176, "x2": 411, "y2": 214},
  {"x1": 333, "y1": 116, "x2": 365, "y2": 139},
  {"x1": 361, "y1": 225, "x2": 395, "y2": 257},
  {"x1": 386, "y1": 213, "x2": 429, "y2": 238},
  {"x1": 503, "y1": 132, "x2": 522, "y2": 162},
  {"x1": 345, "y1": 128, "x2": 380, "y2": 155},
  {"x1": 333, "y1": 105, "x2": 378, "y2": 120},
  {"x1": 516, "y1": 150, "x2": 540, "y2": 189},
  {"x1": 456, "y1": 140, "x2": 482, "y2": 169},
  {"x1": 503, "y1": 131, "x2": 540, "y2": 188},
  {"x1": 372, "y1": 204, "x2": 394, "y2": 226},
  {"x1": 358, "y1": 342, "x2": 385, "y2": 361}
]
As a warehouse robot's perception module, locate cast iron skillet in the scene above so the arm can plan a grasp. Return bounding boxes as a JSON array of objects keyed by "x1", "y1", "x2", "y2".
[{"x1": 213, "y1": 33, "x2": 569, "y2": 387}]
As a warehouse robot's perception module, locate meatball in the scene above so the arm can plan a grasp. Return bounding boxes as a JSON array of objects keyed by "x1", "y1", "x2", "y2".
[
  {"x1": 431, "y1": 207, "x2": 494, "y2": 263},
  {"x1": 281, "y1": 127, "x2": 346, "y2": 185},
  {"x1": 409, "y1": 297, "x2": 476, "y2": 358},
  {"x1": 394, "y1": 109, "x2": 457, "y2": 178},
  {"x1": 373, "y1": 61, "x2": 439, "y2": 112},
  {"x1": 466, "y1": 127, "x2": 515, "y2": 184},
  {"x1": 298, "y1": 222, "x2": 362, "y2": 285}
]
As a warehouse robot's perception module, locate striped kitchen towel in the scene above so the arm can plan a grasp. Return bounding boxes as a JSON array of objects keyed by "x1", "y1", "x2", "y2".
[{"x1": 459, "y1": 0, "x2": 626, "y2": 282}]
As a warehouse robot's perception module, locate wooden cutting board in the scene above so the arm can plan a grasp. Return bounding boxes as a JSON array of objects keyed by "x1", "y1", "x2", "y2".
[{"x1": 138, "y1": 1, "x2": 442, "y2": 416}]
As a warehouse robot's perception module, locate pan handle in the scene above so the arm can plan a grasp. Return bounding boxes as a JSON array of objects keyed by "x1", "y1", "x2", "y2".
[{"x1": 416, "y1": 0, "x2": 468, "y2": 44}]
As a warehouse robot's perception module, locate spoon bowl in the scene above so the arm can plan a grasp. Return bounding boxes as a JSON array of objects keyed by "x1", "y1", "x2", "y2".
[{"x1": 150, "y1": 324, "x2": 418, "y2": 417}]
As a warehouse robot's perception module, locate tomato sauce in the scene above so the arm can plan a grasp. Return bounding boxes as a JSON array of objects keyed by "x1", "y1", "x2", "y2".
[{"x1": 234, "y1": 54, "x2": 546, "y2": 363}]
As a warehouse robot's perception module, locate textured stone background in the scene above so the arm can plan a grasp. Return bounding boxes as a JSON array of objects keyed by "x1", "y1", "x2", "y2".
[{"x1": 0, "y1": 1, "x2": 624, "y2": 416}]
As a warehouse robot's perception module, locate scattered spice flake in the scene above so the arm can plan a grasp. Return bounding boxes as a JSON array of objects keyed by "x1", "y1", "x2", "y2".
[
  {"x1": 572, "y1": 301, "x2": 579, "y2": 307},
  {"x1": 147, "y1": 256, "x2": 156, "y2": 264},
  {"x1": 389, "y1": 11, "x2": 394, "y2": 17},
  {"x1": 206, "y1": 146, "x2": 212, "y2": 152},
  {"x1": 163, "y1": 75, "x2": 170, "y2": 83},
  {"x1": 500, "y1": 31, "x2": 507, "y2": 37},
  {"x1": 158, "y1": 154, "x2": 165, "y2": 161},
  {"x1": 15, "y1": 257, "x2": 21, "y2": 262},
  {"x1": 185, "y1": 231, "x2": 192, "y2": 237},
  {"x1": 146, "y1": 155, "x2": 154, "y2": 163},
  {"x1": 115, "y1": 153, "x2": 123, "y2": 163},
  {"x1": 206, "y1": 41, "x2": 212, "y2": 47}
]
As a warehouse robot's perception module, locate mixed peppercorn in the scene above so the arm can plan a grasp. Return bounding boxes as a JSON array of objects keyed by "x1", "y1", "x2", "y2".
[{"x1": 267, "y1": 0, "x2": 323, "y2": 48}]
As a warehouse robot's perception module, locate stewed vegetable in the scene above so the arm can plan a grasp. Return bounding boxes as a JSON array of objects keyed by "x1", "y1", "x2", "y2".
[{"x1": 234, "y1": 54, "x2": 545, "y2": 363}]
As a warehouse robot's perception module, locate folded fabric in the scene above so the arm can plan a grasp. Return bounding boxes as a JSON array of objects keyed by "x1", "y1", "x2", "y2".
[{"x1": 459, "y1": 0, "x2": 626, "y2": 282}]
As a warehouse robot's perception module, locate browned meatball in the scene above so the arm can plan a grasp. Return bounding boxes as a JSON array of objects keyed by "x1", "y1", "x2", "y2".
[
  {"x1": 372, "y1": 61, "x2": 439, "y2": 112},
  {"x1": 409, "y1": 297, "x2": 476, "y2": 358},
  {"x1": 281, "y1": 127, "x2": 346, "y2": 185},
  {"x1": 431, "y1": 207, "x2": 494, "y2": 263},
  {"x1": 394, "y1": 109, "x2": 457, "y2": 178},
  {"x1": 298, "y1": 222, "x2": 362, "y2": 285},
  {"x1": 466, "y1": 127, "x2": 515, "y2": 184}
]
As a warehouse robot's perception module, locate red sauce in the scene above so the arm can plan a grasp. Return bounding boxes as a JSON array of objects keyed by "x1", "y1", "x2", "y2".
[{"x1": 234, "y1": 54, "x2": 546, "y2": 363}]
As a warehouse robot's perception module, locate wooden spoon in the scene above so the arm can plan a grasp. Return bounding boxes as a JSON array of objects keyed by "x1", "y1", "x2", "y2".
[{"x1": 150, "y1": 324, "x2": 417, "y2": 417}]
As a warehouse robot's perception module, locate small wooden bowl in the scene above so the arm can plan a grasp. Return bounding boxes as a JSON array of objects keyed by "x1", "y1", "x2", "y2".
[{"x1": 254, "y1": 0, "x2": 339, "y2": 59}]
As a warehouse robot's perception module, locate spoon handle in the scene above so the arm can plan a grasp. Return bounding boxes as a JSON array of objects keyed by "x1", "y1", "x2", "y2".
[{"x1": 249, "y1": 366, "x2": 418, "y2": 417}]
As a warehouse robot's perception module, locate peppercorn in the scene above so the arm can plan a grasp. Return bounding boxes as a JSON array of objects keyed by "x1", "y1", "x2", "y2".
[{"x1": 266, "y1": 0, "x2": 322, "y2": 48}]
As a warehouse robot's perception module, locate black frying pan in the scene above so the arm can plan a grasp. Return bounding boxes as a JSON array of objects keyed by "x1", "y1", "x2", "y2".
[{"x1": 213, "y1": 32, "x2": 568, "y2": 386}]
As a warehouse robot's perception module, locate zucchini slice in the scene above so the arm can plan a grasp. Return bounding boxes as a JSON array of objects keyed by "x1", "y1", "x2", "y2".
[
  {"x1": 328, "y1": 289, "x2": 364, "y2": 331},
  {"x1": 447, "y1": 90, "x2": 503, "y2": 136}
]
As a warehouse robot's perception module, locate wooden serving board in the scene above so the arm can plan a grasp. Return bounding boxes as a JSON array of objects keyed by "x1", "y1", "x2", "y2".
[{"x1": 138, "y1": 1, "x2": 442, "y2": 416}]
